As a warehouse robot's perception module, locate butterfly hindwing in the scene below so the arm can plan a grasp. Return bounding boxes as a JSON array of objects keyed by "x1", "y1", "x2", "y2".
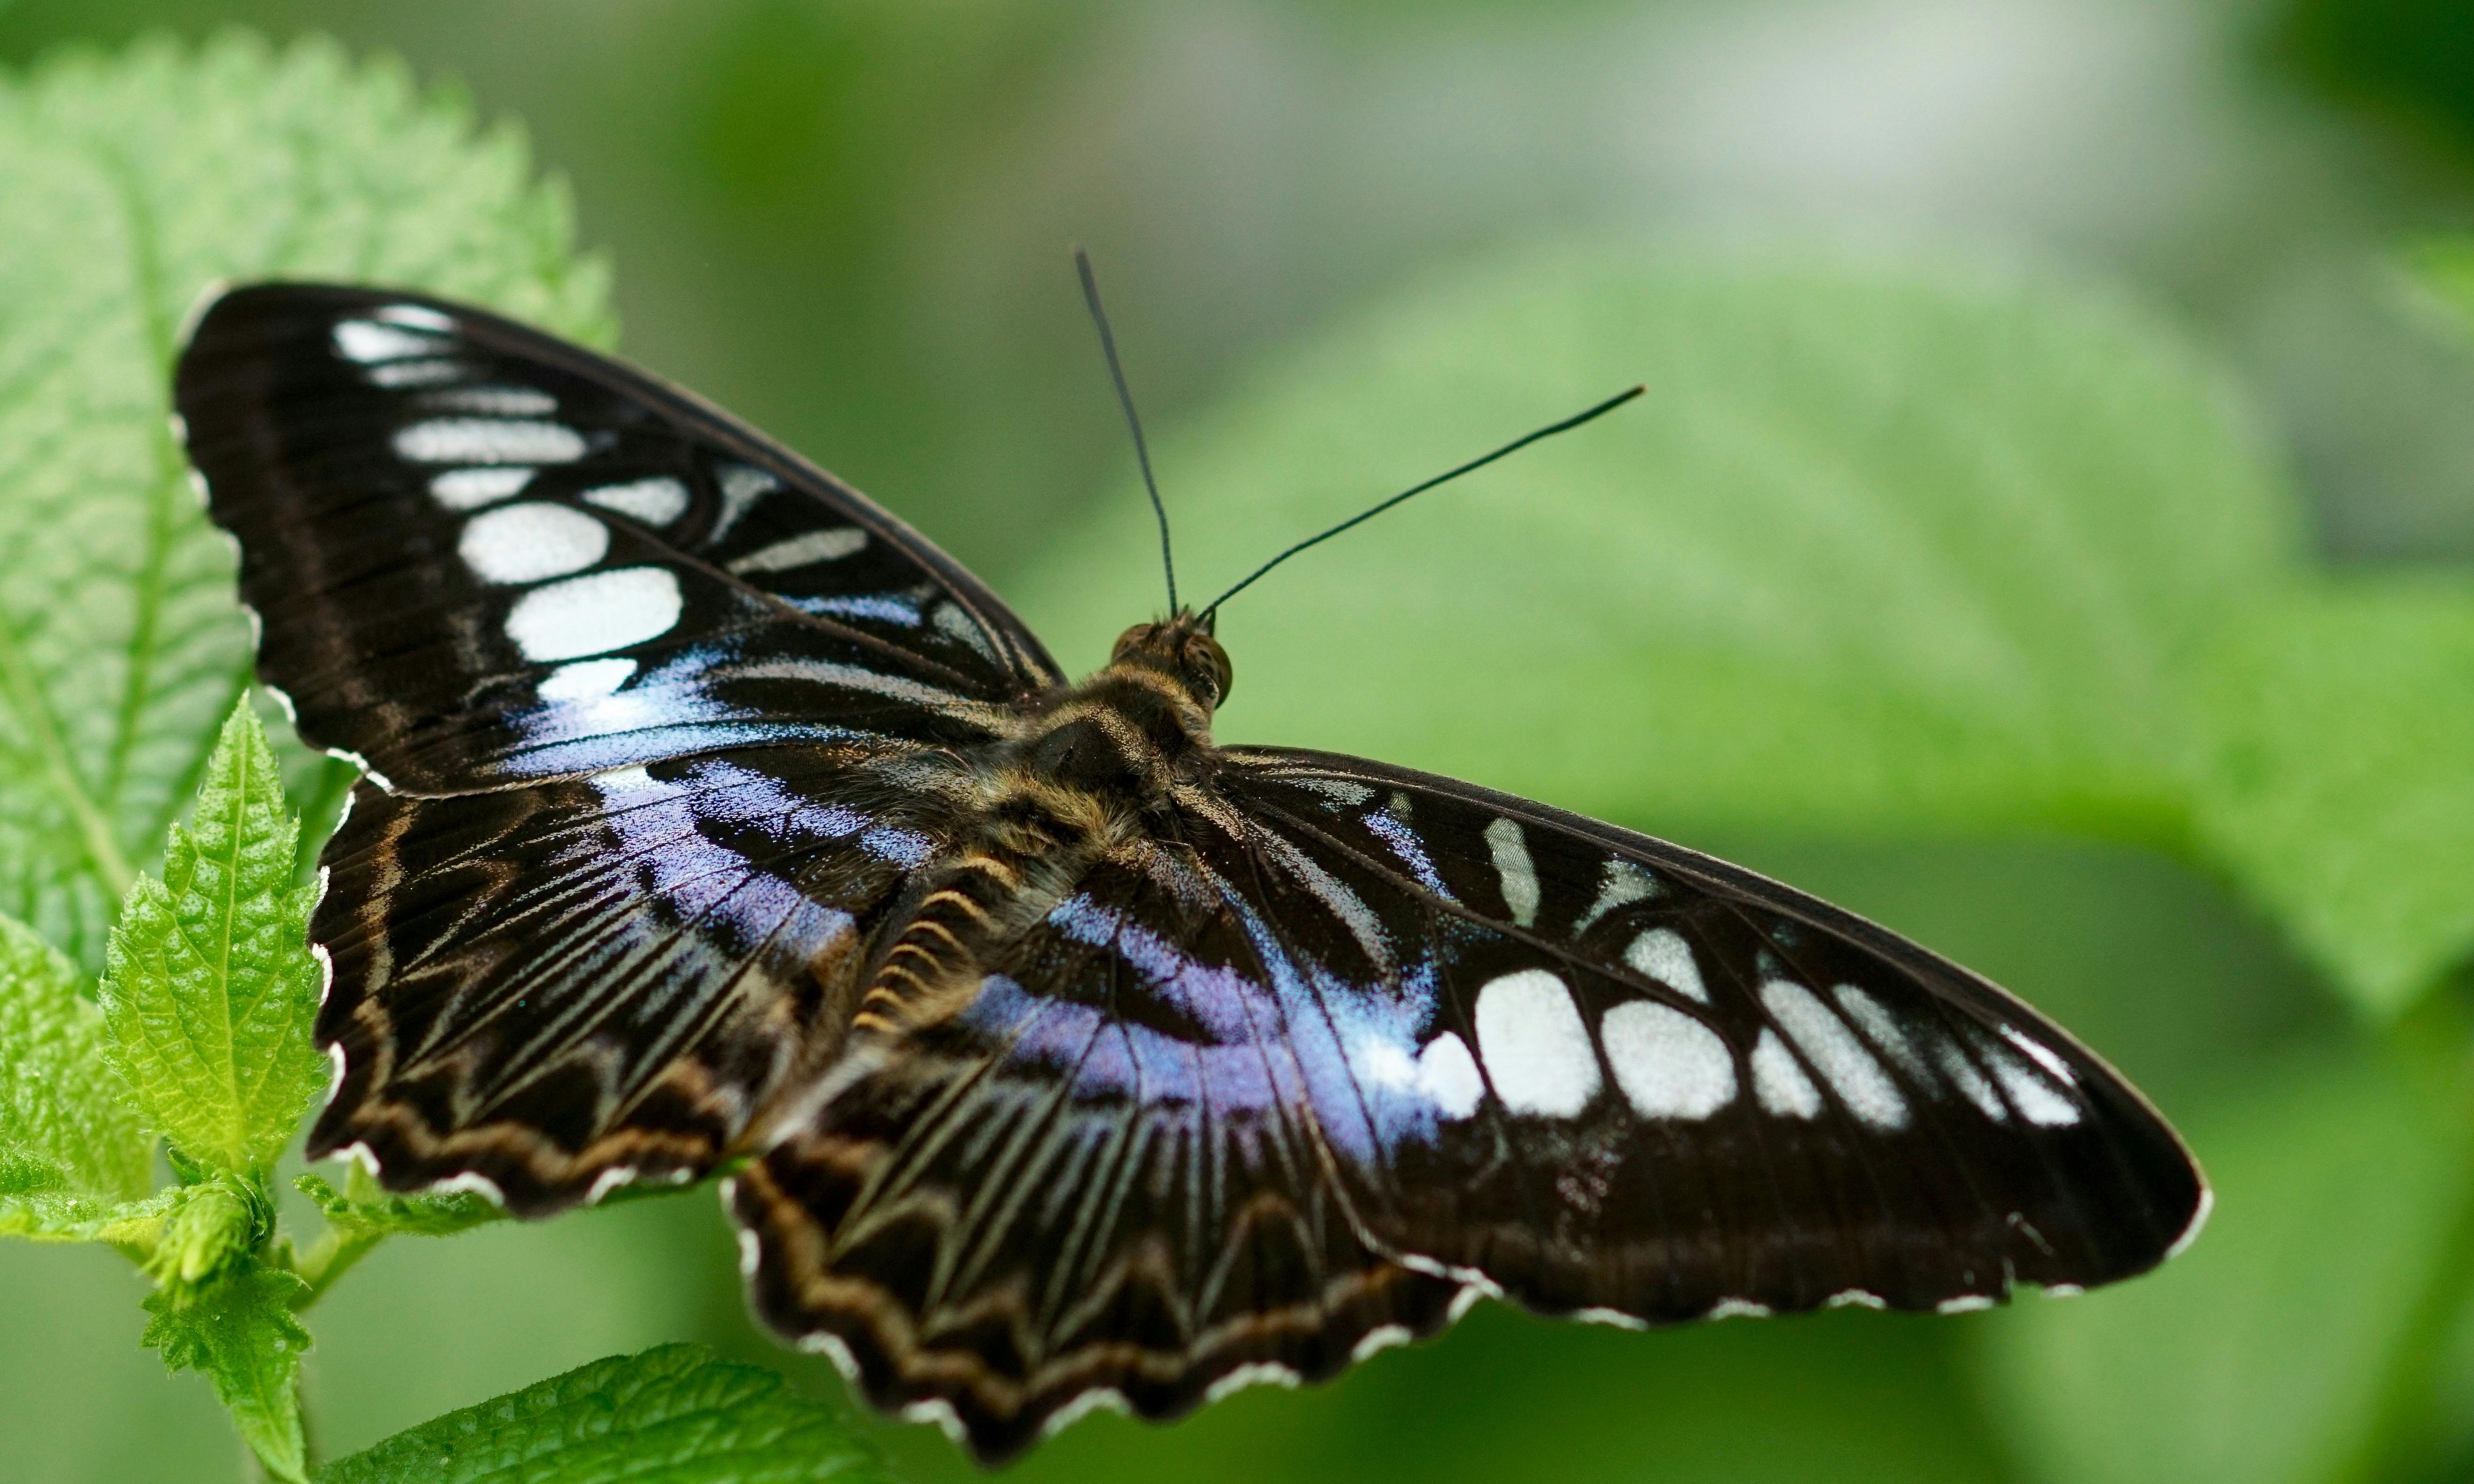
[
  {"x1": 311, "y1": 744, "x2": 950, "y2": 1211},
  {"x1": 178, "y1": 284, "x2": 1060, "y2": 794},
  {"x1": 732, "y1": 846, "x2": 1467, "y2": 1458},
  {"x1": 723, "y1": 740, "x2": 2201, "y2": 1456},
  {"x1": 1210, "y1": 747, "x2": 2208, "y2": 1318}
]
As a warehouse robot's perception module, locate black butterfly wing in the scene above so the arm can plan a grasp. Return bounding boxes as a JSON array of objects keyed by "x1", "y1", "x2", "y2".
[
  {"x1": 175, "y1": 283, "x2": 1038, "y2": 1207},
  {"x1": 724, "y1": 740, "x2": 2205, "y2": 1460},
  {"x1": 1208, "y1": 746, "x2": 2209, "y2": 1320},
  {"x1": 311, "y1": 747, "x2": 951, "y2": 1213},
  {"x1": 178, "y1": 283, "x2": 1059, "y2": 795},
  {"x1": 732, "y1": 844, "x2": 1468, "y2": 1462}
]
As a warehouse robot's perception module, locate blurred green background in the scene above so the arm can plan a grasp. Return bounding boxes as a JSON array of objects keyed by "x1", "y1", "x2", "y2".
[{"x1": 6, "y1": 0, "x2": 2474, "y2": 1481}]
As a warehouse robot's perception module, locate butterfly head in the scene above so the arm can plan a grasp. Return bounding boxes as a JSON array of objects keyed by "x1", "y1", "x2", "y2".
[
  {"x1": 1019, "y1": 611, "x2": 1230, "y2": 797},
  {"x1": 1109, "y1": 610, "x2": 1233, "y2": 712}
]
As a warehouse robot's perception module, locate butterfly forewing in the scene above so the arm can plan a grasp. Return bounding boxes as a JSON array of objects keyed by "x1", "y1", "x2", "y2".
[
  {"x1": 178, "y1": 285, "x2": 1058, "y2": 794},
  {"x1": 1212, "y1": 748, "x2": 2207, "y2": 1316}
]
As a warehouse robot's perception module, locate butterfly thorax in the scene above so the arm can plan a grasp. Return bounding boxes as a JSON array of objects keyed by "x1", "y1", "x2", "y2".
[{"x1": 851, "y1": 614, "x2": 1232, "y2": 1036}]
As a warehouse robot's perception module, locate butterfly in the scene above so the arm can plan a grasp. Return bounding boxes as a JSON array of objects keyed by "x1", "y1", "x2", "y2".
[{"x1": 174, "y1": 278, "x2": 2207, "y2": 1463}]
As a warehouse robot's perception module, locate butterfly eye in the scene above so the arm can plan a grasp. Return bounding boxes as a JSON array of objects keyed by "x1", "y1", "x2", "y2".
[
  {"x1": 1109, "y1": 622, "x2": 1160, "y2": 664},
  {"x1": 1181, "y1": 633, "x2": 1233, "y2": 707}
]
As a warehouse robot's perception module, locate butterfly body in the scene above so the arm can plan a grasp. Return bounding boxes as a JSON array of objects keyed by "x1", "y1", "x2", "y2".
[{"x1": 172, "y1": 282, "x2": 2207, "y2": 1463}]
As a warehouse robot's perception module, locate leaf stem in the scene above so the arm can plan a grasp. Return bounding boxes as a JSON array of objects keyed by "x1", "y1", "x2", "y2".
[{"x1": 283, "y1": 1221, "x2": 388, "y2": 1310}]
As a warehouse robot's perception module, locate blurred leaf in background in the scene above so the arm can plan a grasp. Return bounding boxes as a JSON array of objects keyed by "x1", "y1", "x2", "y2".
[
  {"x1": 1015, "y1": 242, "x2": 2474, "y2": 1019},
  {"x1": 2271, "y1": 0, "x2": 2474, "y2": 153},
  {"x1": 1009, "y1": 239, "x2": 2474, "y2": 1482},
  {"x1": 3, "y1": 3, "x2": 2474, "y2": 1484},
  {"x1": 1983, "y1": 1041, "x2": 2474, "y2": 1484},
  {"x1": 0, "y1": 29, "x2": 610, "y2": 976}
]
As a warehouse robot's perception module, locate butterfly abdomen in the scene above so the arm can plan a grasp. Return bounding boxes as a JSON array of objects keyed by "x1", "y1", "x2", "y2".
[
  {"x1": 845, "y1": 648, "x2": 1218, "y2": 1036},
  {"x1": 853, "y1": 842, "x2": 1056, "y2": 1034}
]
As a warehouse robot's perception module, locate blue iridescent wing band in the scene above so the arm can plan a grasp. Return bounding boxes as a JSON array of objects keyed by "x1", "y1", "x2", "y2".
[
  {"x1": 310, "y1": 746, "x2": 946, "y2": 1213},
  {"x1": 178, "y1": 283, "x2": 1059, "y2": 795},
  {"x1": 176, "y1": 282, "x2": 1034, "y2": 1206},
  {"x1": 1209, "y1": 747, "x2": 2208, "y2": 1317},
  {"x1": 729, "y1": 744, "x2": 2204, "y2": 1455},
  {"x1": 732, "y1": 847, "x2": 1467, "y2": 1460}
]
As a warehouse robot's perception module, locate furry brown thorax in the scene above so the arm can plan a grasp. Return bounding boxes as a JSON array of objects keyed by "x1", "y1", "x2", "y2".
[
  {"x1": 848, "y1": 611, "x2": 1232, "y2": 1036},
  {"x1": 1006, "y1": 611, "x2": 1232, "y2": 801}
]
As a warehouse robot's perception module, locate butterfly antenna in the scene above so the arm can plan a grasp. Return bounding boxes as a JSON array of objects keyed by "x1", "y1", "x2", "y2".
[
  {"x1": 1076, "y1": 247, "x2": 1179, "y2": 614},
  {"x1": 1199, "y1": 383, "x2": 1645, "y2": 619}
]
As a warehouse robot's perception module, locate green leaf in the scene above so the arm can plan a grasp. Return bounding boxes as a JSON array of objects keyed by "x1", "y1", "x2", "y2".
[
  {"x1": 0, "y1": 909, "x2": 150, "y2": 1236},
  {"x1": 99, "y1": 699, "x2": 321, "y2": 1176},
  {"x1": 295, "y1": 1171, "x2": 501, "y2": 1241},
  {"x1": 2404, "y1": 237, "x2": 2474, "y2": 345},
  {"x1": 1010, "y1": 241, "x2": 2474, "y2": 1016},
  {"x1": 1976, "y1": 1043, "x2": 2464, "y2": 1484},
  {"x1": 142, "y1": 1265, "x2": 312, "y2": 1484},
  {"x1": 141, "y1": 1171, "x2": 270, "y2": 1297},
  {"x1": 0, "y1": 1183, "x2": 175, "y2": 1248},
  {"x1": 1017, "y1": 244, "x2": 2296, "y2": 843},
  {"x1": 2192, "y1": 580, "x2": 2474, "y2": 1016},
  {"x1": 318, "y1": 1344, "x2": 893, "y2": 1484},
  {"x1": 0, "y1": 33, "x2": 613, "y2": 977}
]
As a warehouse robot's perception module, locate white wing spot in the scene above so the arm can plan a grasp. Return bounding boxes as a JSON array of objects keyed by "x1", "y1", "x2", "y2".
[
  {"x1": 714, "y1": 463, "x2": 779, "y2": 539},
  {"x1": 1473, "y1": 970, "x2": 1598, "y2": 1117},
  {"x1": 1763, "y1": 980, "x2": 1908, "y2": 1129},
  {"x1": 425, "y1": 385, "x2": 557, "y2": 417},
  {"x1": 333, "y1": 318, "x2": 441, "y2": 363},
  {"x1": 1751, "y1": 1029, "x2": 1822, "y2": 1118},
  {"x1": 1834, "y1": 984, "x2": 1931, "y2": 1081},
  {"x1": 504, "y1": 566, "x2": 684, "y2": 662},
  {"x1": 1973, "y1": 1028, "x2": 2080, "y2": 1127},
  {"x1": 367, "y1": 358, "x2": 464, "y2": 388},
  {"x1": 1417, "y1": 1032, "x2": 1484, "y2": 1120},
  {"x1": 583, "y1": 476, "x2": 692, "y2": 526},
  {"x1": 1624, "y1": 927, "x2": 1709, "y2": 1003},
  {"x1": 375, "y1": 303, "x2": 455, "y2": 331},
  {"x1": 591, "y1": 765, "x2": 658, "y2": 797},
  {"x1": 729, "y1": 526, "x2": 868, "y2": 574},
  {"x1": 1356, "y1": 1036, "x2": 1419, "y2": 1092},
  {"x1": 459, "y1": 502, "x2": 608, "y2": 584},
  {"x1": 1574, "y1": 859, "x2": 1659, "y2": 934},
  {"x1": 1351, "y1": 1324, "x2": 1414, "y2": 1362},
  {"x1": 430, "y1": 467, "x2": 535, "y2": 510},
  {"x1": 2001, "y1": 1025, "x2": 2080, "y2": 1086},
  {"x1": 537, "y1": 657, "x2": 636, "y2": 702},
  {"x1": 1483, "y1": 818, "x2": 1539, "y2": 928},
  {"x1": 931, "y1": 601, "x2": 998, "y2": 660},
  {"x1": 395, "y1": 417, "x2": 586, "y2": 465},
  {"x1": 1936, "y1": 1036, "x2": 2010, "y2": 1121},
  {"x1": 1199, "y1": 1367, "x2": 1295, "y2": 1407},
  {"x1": 1601, "y1": 1000, "x2": 1735, "y2": 1119}
]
